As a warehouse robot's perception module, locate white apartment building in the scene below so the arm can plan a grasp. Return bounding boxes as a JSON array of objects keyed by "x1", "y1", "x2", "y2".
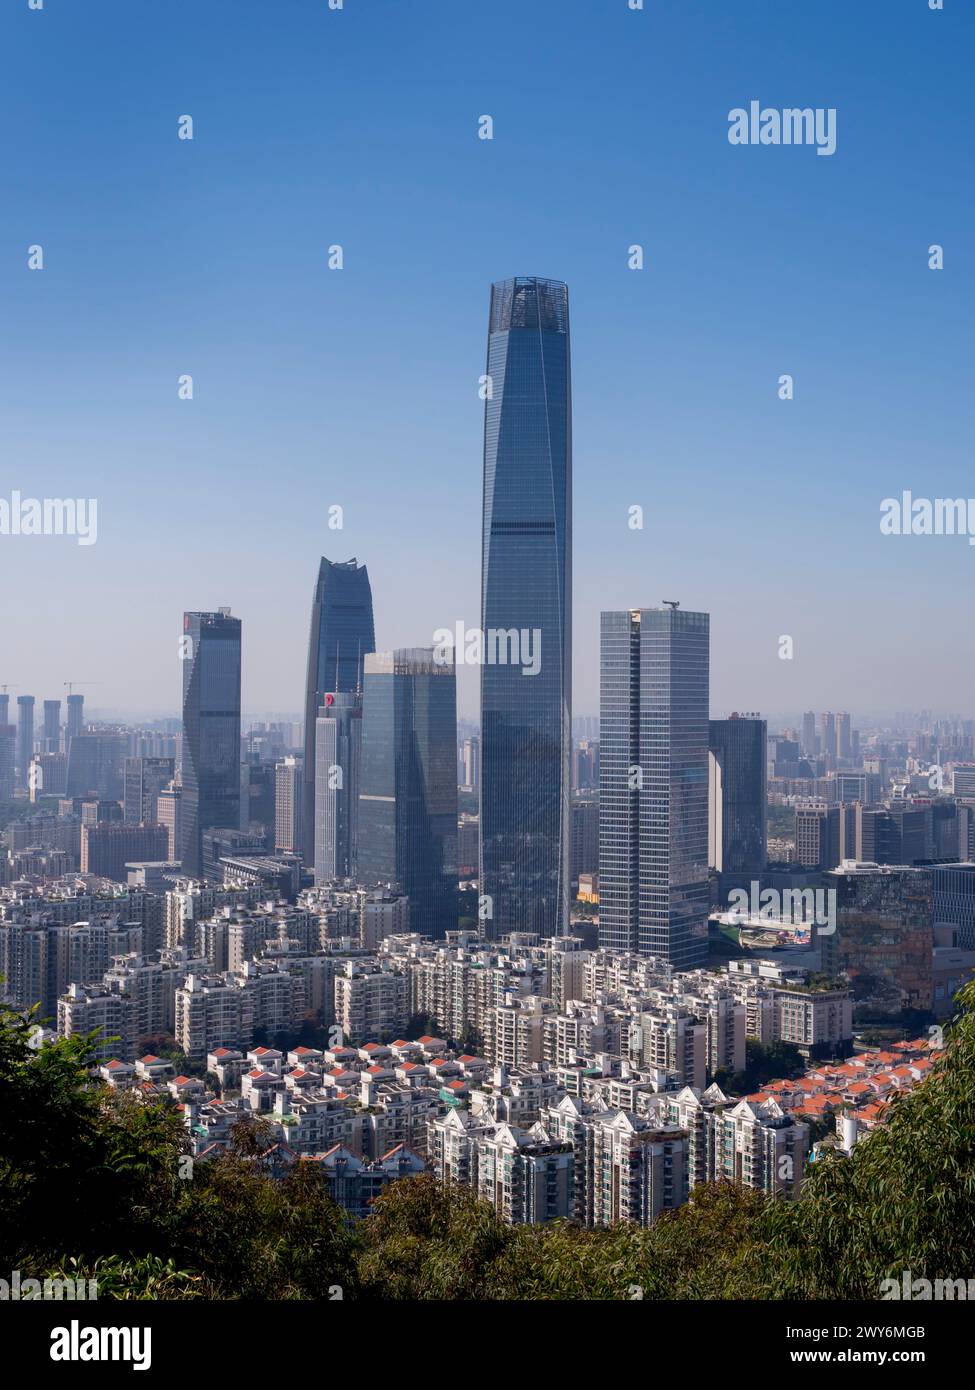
[
  {"x1": 476, "y1": 1123, "x2": 574, "y2": 1225},
  {"x1": 176, "y1": 973, "x2": 254, "y2": 1064},
  {"x1": 334, "y1": 960, "x2": 409, "y2": 1043},
  {"x1": 59, "y1": 980, "x2": 133, "y2": 1060}
]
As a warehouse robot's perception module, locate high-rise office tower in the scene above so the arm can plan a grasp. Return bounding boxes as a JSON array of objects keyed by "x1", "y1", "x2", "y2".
[
  {"x1": 123, "y1": 755, "x2": 175, "y2": 825},
  {"x1": 801, "y1": 711, "x2": 817, "y2": 758},
  {"x1": 241, "y1": 760, "x2": 276, "y2": 845},
  {"x1": 16, "y1": 696, "x2": 34, "y2": 790},
  {"x1": 357, "y1": 649, "x2": 458, "y2": 938},
  {"x1": 42, "y1": 700, "x2": 60, "y2": 753},
  {"x1": 599, "y1": 607, "x2": 710, "y2": 967},
  {"x1": 461, "y1": 735, "x2": 480, "y2": 792},
  {"x1": 179, "y1": 609, "x2": 242, "y2": 877},
  {"x1": 570, "y1": 795, "x2": 599, "y2": 883},
  {"x1": 0, "y1": 695, "x2": 9, "y2": 799},
  {"x1": 156, "y1": 782, "x2": 182, "y2": 862},
  {"x1": 65, "y1": 693, "x2": 84, "y2": 746},
  {"x1": 80, "y1": 822, "x2": 170, "y2": 883},
  {"x1": 836, "y1": 711, "x2": 852, "y2": 761},
  {"x1": 854, "y1": 805, "x2": 928, "y2": 866},
  {"x1": 0, "y1": 724, "x2": 14, "y2": 801},
  {"x1": 572, "y1": 739, "x2": 599, "y2": 791},
  {"x1": 708, "y1": 714, "x2": 767, "y2": 897},
  {"x1": 65, "y1": 731, "x2": 126, "y2": 800},
  {"x1": 480, "y1": 276, "x2": 572, "y2": 940},
  {"x1": 274, "y1": 756, "x2": 303, "y2": 854},
  {"x1": 795, "y1": 804, "x2": 841, "y2": 870},
  {"x1": 315, "y1": 692, "x2": 362, "y2": 882},
  {"x1": 301, "y1": 558, "x2": 375, "y2": 869}
]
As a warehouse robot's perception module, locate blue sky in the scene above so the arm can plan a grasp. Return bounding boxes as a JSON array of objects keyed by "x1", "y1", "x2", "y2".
[{"x1": 1, "y1": 0, "x2": 972, "y2": 722}]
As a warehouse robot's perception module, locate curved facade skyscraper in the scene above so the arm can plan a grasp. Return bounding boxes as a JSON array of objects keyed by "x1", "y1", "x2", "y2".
[
  {"x1": 480, "y1": 277, "x2": 572, "y2": 939},
  {"x1": 301, "y1": 557, "x2": 375, "y2": 868}
]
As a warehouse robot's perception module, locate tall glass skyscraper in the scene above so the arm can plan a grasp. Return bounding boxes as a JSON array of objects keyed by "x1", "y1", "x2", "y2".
[
  {"x1": 179, "y1": 608, "x2": 242, "y2": 877},
  {"x1": 314, "y1": 691, "x2": 362, "y2": 882},
  {"x1": 708, "y1": 715, "x2": 767, "y2": 902},
  {"x1": 480, "y1": 276, "x2": 572, "y2": 940},
  {"x1": 302, "y1": 557, "x2": 375, "y2": 868},
  {"x1": 599, "y1": 607, "x2": 710, "y2": 967},
  {"x1": 123, "y1": 754, "x2": 176, "y2": 826},
  {"x1": 15, "y1": 695, "x2": 34, "y2": 790},
  {"x1": 357, "y1": 648, "x2": 457, "y2": 938}
]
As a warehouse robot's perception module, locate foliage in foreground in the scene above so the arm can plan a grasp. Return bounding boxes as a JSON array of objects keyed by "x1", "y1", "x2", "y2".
[{"x1": 2, "y1": 982, "x2": 974, "y2": 1300}]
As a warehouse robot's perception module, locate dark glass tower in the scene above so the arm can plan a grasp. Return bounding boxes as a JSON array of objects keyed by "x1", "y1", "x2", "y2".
[
  {"x1": 314, "y1": 692, "x2": 362, "y2": 882},
  {"x1": 357, "y1": 649, "x2": 458, "y2": 938},
  {"x1": 599, "y1": 607, "x2": 710, "y2": 967},
  {"x1": 708, "y1": 715, "x2": 767, "y2": 900},
  {"x1": 480, "y1": 277, "x2": 572, "y2": 940},
  {"x1": 124, "y1": 755, "x2": 176, "y2": 826},
  {"x1": 301, "y1": 558, "x2": 375, "y2": 868},
  {"x1": 16, "y1": 695, "x2": 34, "y2": 790},
  {"x1": 179, "y1": 609, "x2": 242, "y2": 877}
]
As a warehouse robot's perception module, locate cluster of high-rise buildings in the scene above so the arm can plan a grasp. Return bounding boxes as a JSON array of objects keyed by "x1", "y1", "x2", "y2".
[
  {"x1": 0, "y1": 690, "x2": 86, "y2": 801},
  {"x1": 4, "y1": 275, "x2": 975, "y2": 1233},
  {"x1": 2, "y1": 280, "x2": 765, "y2": 974}
]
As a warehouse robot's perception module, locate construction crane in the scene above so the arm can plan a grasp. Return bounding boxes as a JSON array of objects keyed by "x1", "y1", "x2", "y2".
[
  {"x1": 662, "y1": 600, "x2": 680, "y2": 610},
  {"x1": 63, "y1": 681, "x2": 99, "y2": 694}
]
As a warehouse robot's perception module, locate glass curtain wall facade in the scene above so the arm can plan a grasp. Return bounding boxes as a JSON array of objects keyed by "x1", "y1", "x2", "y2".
[
  {"x1": 302, "y1": 557, "x2": 375, "y2": 868},
  {"x1": 65, "y1": 732, "x2": 127, "y2": 801},
  {"x1": 179, "y1": 609, "x2": 242, "y2": 877},
  {"x1": 708, "y1": 715, "x2": 767, "y2": 898},
  {"x1": 358, "y1": 649, "x2": 458, "y2": 938},
  {"x1": 16, "y1": 696, "x2": 34, "y2": 790},
  {"x1": 315, "y1": 691, "x2": 362, "y2": 882},
  {"x1": 123, "y1": 755, "x2": 176, "y2": 826},
  {"x1": 480, "y1": 276, "x2": 571, "y2": 940},
  {"x1": 599, "y1": 608, "x2": 710, "y2": 967}
]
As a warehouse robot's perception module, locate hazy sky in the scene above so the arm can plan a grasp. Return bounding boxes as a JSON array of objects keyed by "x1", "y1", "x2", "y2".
[{"x1": 2, "y1": 0, "x2": 973, "y2": 722}]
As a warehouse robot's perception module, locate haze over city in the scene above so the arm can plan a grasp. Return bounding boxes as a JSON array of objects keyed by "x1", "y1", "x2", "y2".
[{"x1": 3, "y1": 0, "x2": 973, "y2": 717}]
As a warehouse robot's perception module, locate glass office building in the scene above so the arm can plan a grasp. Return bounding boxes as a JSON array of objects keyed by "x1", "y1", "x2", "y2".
[
  {"x1": 480, "y1": 276, "x2": 572, "y2": 939},
  {"x1": 357, "y1": 648, "x2": 457, "y2": 938},
  {"x1": 179, "y1": 608, "x2": 242, "y2": 877},
  {"x1": 123, "y1": 755, "x2": 176, "y2": 826},
  {"x1": 708, "y1": 714, "x2": 767, "y2": 899},
  {"x1": 599, "y1": 607, "x2": 710, "y2": 967},
  {"x1": 65, "y1": 731, "x2": 127, "y2": 801},
  {"x1": 302, "y1": 557, "x2": 375, "y2": 868},
  {"x1": 314, "y1": 691, "x2": 362, "y2": 882},
  {"x1": 15, "y1": 695, "x2": 34, "y2": 790}
]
